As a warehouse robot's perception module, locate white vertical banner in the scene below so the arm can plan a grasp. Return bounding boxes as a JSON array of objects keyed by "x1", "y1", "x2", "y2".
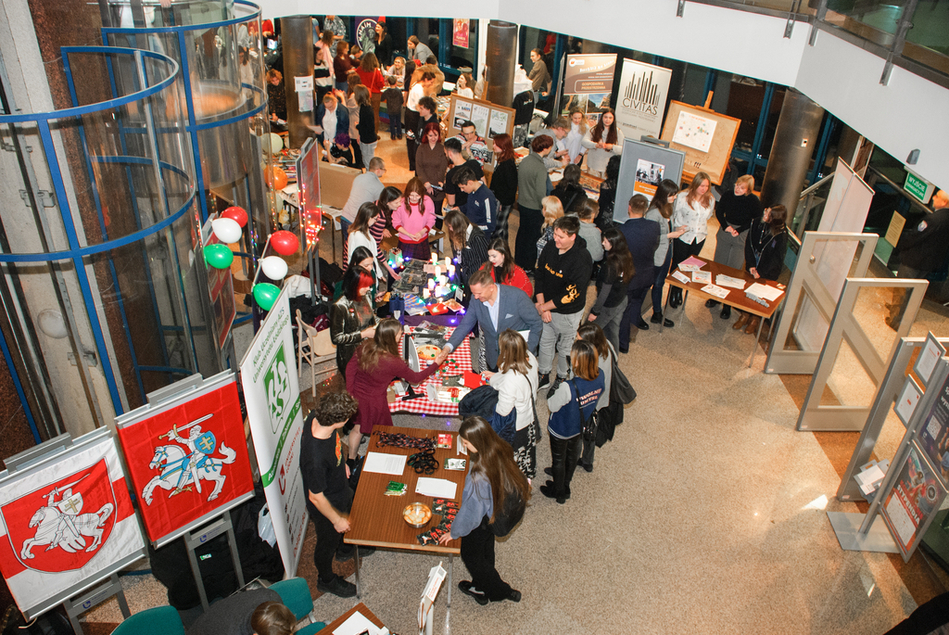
[
  {"x1": 615, "y1": 58, "x2": 672, "y2": 142},
  {"x1": 240, "y1": 288, "x2": 307, "y2": 577}
]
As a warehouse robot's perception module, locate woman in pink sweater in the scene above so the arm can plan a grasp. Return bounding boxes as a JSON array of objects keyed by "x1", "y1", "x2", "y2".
[{"x1": 392, "y1": 177, "x2": 436, "y2": 261}]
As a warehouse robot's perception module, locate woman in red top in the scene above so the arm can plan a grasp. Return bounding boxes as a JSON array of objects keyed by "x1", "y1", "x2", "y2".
[
  {"x1": 345, "y1": 319, "x2": 449, "y2": 459},
  {"x1": 355, "y1": 52, "x2": 385, "y2": 130},
  {"x1": 484, "y1": 237, "x2": 532, "y2": 298}
]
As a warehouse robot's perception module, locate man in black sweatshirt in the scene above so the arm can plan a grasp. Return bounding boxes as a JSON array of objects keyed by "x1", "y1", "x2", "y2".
[{"x1": 534, "y1": 216, "x2": 594, "y2": 397}]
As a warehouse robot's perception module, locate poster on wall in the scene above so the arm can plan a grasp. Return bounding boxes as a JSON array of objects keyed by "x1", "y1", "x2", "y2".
[
  {"x1": 615, "y1": 58, "x2": 672, "y2": 142},
  {"x1": 561, "y1": 54, "x2": 617, "y2": 121},
  {"x1": 672, "y1": 110, "x2": 718, "y2": 153},
  {"x1": 453, "y1": 19, "x2": 469, "y2": 48},
  {"x1": 114, "y1": 372, "x2": 255, "y2": 546},
  {"x1": 240, "y1": 288, "x2": 308, "y2": 577},
  {"x1": 354, "y1": 17, "x2": 378, "y2": 56},
  {"x1": 881, "y1": 443, "x2": 946, "y2": 557},
  {"x1": 0, "y1": 428, "x2": 146, "y2": 620},
  {"x1": 453, "y1": 100, "x2": 472, "y2": 130},
  {"x1": 634, "y1": 158, "x2": 666, "y2": 197}
]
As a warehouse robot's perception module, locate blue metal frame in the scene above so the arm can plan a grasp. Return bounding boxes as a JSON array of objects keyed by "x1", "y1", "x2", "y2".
[
  {"x1": 0, "y1": 45, "x2": 192, "y2": 421},
  {"x1": 0, "y1": 323, "x2": 41, "y2": 443},
  {"x1": 100, "y1": 0, "x2": 264, "y2": 224}
]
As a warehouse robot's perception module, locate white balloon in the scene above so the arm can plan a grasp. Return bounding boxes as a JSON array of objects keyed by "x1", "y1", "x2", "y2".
[
  {"x1": 212, "y1": 217, "x2": 242, "y2": 244},
  {"x1": 260, "y1": 256, "x2": 289, "y2": 280}
]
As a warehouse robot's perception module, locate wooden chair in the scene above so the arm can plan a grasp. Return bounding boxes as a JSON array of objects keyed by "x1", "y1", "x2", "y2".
[{"x1": 296, "y1": 309, "x2": 336, "y2": 397}]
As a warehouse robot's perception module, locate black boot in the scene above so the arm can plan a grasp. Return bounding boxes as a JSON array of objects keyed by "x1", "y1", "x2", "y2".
[{"x1": 541, "y1": 437, "x2": 569, "y2": 503}]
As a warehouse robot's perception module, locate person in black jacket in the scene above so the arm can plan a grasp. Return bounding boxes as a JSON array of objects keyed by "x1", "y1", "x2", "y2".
[
  {"x1": 354, "y1": 85, "x2": 378, "y2": 167},
  {"x1": 617, "y1": 195, "x2": 660, "y2": 351},
  {"x1": 551, "y1": 164, "x2": 588, "y2": 216},
  {"x1": 490, "y1": 133, "x2": 518, "y2": 242},
  {"x1": 733, "y1": 204, "x2": 788, "y2": 334},
  {"x1": 706, "y1": 174, "x2": 761, "y2": 319},
  {"x1": 534, "y1": 216, "x2": 594, "y2": 397}
]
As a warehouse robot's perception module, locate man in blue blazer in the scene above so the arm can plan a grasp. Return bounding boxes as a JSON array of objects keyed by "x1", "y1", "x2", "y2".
[{"x1": 442, "y1": 269, "x2": 543, "y2": 371}]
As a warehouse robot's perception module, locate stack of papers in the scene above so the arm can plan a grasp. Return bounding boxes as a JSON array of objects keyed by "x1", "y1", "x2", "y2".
[
  {"x1": 677, "y1": 256, "x2": 705, "y2": 273},
  {"x1": 692, "y1": 270, "x2": 711, "y2": 284},
  {"x1": 716, "y1": 274, "x2": 745, "y2": 290},
  {"x1": 332, "y1": 611, "x2": 385, "y2": 635},
  {"x1": 416, "y1": 477, "x2": 457, "y2": 498},
  {"x1": 671, "y1": 270, "x2": 691, "y2": 285},
  {"x1": 362, "y1": 452, "x2": 407, "y2": 476},
  {"x1": 701, "y1": 284, "x2": 730, "y2": 299},
  {"x1": 745, "y1": 283, "x2": 784, "y2": 303}
]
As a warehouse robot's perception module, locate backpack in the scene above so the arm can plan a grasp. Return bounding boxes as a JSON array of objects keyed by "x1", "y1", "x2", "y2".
[{"x1": 488, "y1": 478, "x2": 528, "y2": 537}]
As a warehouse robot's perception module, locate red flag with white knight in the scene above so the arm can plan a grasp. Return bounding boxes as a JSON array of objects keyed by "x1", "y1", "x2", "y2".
[
  {"x1": 115, "y1": 378, "x2": 254, "y2": 544},
  {"x1": 0, "y1": 430, "x2": 144, "y2": 619}
]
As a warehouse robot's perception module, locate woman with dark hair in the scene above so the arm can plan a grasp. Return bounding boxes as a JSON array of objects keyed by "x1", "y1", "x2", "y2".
[
  {"x1": 588, "y1": 228, "x2": 634, "y2": 352},
  {"x1": 373, "y1": 21, "x2": 393, "y2": 67},
  {"x1": 344, "y1": 73, "x2": 364, "y2": 169},
  {"x1": 490, "y1": 134, "x2": 518, "y2": 242},
  {"x1": 483, "y1": 237, "x2": 532, "y2": 297},
  {"x1": 445, "y1": 209, "x2": 489, "y2": 297},
  {"x1": 317, "y1": 29, "x2": 336, "y2": 88},
  {"x1": 330, "y1": 249, "x2": 378, "y2": 375},
  {"x1": 392, "y1": 177, "x2": 436, "y2": 261},
  {"x1": 668, "y1": 172, "x2": 715, "y2": 308},
  {"x1": 645, "y1": 179, "x2": 687, "y2": 327},
  {"x1": 581, "y1": 108, "x2": 624, "y2": 177},
  {"x1": 313, "y1": 44, "x2": 333, "y2": 103},
  {"x1": 415, "y1": 122, "x2": 448, "y2": 214},
  {"x1": 733, "y1": 204, "x2": 788, "y2": 334},
  {"x1": 484, "y1": 329, "x2": 539, "y2": 478},
  {"x1": 540, "y1": 340, "x2": 604, "y2": 504},
  {"x1": 595, "y1": 155, "x2": 622, "y2": 232},
  {"x1": 354, "y1": 85, "x2": 378, "y2": 166},
  {"x1": 437, "y1": 416, "x2": 530, "y2": 605},
  {"x1": 346, "y1": 202, "x2": 397, "y2": 290},
  {"x1": 345, "y1": 318, "x2": 447, "y2": 461},
  {"x1": 333, "y1": 41, "x2": 353, "y2": 91},
  {"x1": 266, "y1": 69, "x2": 287, "y2": 124},
  {"x1": 551, "y1": 164, "x2": 588, "y2": 216},
  {"x1": 575, "y1": 323, "x2": 613, "y2": 472}
]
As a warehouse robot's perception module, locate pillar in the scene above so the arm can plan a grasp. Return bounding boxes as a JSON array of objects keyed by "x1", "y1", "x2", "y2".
[
  {"x1": 485, "y1": 20, "x2": 517, "y2": 107},
  {"x1": 280, "y1": 15, "x2": 315, "y2": 149},
  {"x1": 760, "y1": 88, "x2": 825, "y2": 212}
]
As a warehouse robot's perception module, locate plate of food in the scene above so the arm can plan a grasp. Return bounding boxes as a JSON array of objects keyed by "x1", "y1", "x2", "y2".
[
  {"x1": 417, "y1": 344, "x2": 441, "y2": 360},
  {"x1": 403, "y1": 502, "x2": 432, "y2": 528}
]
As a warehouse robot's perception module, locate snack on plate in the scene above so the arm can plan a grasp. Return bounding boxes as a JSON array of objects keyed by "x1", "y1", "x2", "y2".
[
  {"x1": 403, "y1": 502, "x2": 432, "y2": 527},
  {"x1": 417, "y1": 344, "x2": 441, "y2": 360}
]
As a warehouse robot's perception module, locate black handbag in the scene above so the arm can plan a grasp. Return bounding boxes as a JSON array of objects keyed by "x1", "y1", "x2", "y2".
[
  {"x1": 570, "y1": 380, "x2": 599, "y2": 442},
  {"x1": 608, "y1": 346, "x2": 636, "y2": 405}
]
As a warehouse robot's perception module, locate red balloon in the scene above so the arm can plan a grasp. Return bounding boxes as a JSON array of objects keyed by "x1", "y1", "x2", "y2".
[
  {"x1": 222, "y1": 206, "x2": 248, "y2": 227},
  {"x1": 271, "y1": 230, "x2": 299, "y2": 256}
]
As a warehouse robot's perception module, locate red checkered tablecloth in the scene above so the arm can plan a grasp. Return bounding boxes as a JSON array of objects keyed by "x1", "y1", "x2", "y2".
[{"x1": 388, "y1": 327, "x2": 475, "y2": 417}]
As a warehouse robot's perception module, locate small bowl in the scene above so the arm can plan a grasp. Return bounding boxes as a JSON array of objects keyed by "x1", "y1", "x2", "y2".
[{"x1": 403, "y1": 502, "x2": 432, "y2": 528}]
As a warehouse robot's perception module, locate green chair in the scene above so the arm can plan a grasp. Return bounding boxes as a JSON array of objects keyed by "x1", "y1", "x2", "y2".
[
  {"x1": 111, "y1": 605, "x2": 184, "y2": 635},
  {"x1": 270, "y1": 577, "x2": 326, "y2": 632}
]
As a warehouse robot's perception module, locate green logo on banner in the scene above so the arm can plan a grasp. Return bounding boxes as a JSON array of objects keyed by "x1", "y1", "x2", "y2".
[{"x1": 265, "y1": 344, "x2": 292, "y2": 435}]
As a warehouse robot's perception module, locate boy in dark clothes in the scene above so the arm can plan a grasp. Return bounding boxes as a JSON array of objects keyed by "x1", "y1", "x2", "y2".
[
  {"x1": 454, "y1": 165, "x2": 497, "y2": 236},
  {"x1": 444, "y1": 137, "x2": 483, "y2": 210},
  {"x1": 534, "y1": 216, "x2": 594, "y2": 396},
  {"x1": 299, "y1": 391, "x2": 373, "y2": 598},
  {"x1": 382, "y1": 75, "x2": 404, "y2": 139}
]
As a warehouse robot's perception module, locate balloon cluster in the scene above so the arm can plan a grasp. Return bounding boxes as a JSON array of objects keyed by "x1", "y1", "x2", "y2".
[{"x1": 203, "y1": 207, "x2": 301, "y2": 312}]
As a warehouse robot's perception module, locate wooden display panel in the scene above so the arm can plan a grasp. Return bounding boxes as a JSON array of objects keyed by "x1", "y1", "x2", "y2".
[
  {"x1": 659, "y1": 100, "x2": 741, "y2": 185},
  {"x1": 445, "y1": 94, "x2": 515, "y2": 143}
]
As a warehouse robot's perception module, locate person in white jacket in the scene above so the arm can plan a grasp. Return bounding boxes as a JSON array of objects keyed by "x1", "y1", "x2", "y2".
[
  {"x1": 485, "y1": 330, "x2": 539, "y2": 479},
  {"x1": 581, "y1": 108, "x2": 624, "y2": 177}
]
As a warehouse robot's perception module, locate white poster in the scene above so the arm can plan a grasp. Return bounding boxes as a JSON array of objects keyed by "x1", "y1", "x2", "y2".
[
  {"x1": 0, "y1": 429, "x2": 146, "y2": 619},
  {"x1": 470, "y1": 103, "x2": 490, "y2": 138},
  {"x1": 615, "y1": 58, "x2": 672, "y2": 142},
  {"x1": 488, "y1": 109, "x2": 509, "y2": 138},
  {"x1": 672, "y1": 111, "x2": 717, "y2": 153},
  {"x1": 240, "y1": 288, "x2": 307, "y2": 577}
]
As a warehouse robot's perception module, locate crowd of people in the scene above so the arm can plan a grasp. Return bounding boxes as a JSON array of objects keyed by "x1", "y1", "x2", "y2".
[{"x1": 282, "y1": 15, "x2": 794, "y2": 610}]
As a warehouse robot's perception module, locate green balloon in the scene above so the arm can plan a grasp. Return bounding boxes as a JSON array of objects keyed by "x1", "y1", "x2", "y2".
[
  {"x1": 253, "y1": 283, "x2": 280, "y2": 311},
  {"x1": 205, "y1": 243, "x2": 233, "y2": 269}
]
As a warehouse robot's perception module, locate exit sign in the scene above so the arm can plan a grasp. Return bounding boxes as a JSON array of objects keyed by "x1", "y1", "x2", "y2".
[{"x1": 904, "y1": 172, "x2": 934, "y2": 204}]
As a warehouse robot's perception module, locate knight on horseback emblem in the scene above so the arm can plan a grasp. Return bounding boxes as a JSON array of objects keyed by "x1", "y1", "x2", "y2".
[
  {"x1": 143, "y1": 414, "x2": 237, "y2": 505},
  {"x1": 19, "y1": 476, "x2": 114, "y2": 561}
]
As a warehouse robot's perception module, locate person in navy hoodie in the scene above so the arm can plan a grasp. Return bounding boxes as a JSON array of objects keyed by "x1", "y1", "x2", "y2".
[
  {"x1": 454, "y1": 165, "x2": 497, "y2": 236},
  {"x1": 540, "y1": 340, "x2": 604, "y2": 504}
]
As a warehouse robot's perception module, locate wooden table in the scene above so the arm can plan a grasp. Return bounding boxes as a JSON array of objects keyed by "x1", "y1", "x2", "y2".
[
  {"x1": 313, "y1": 602, "x2": 384, "y2": 634},
  {"x1": 346, "y1": 427, "x2": 468, "y2": 606},
  {"x1": 662, "y1": 256, "x2": 785, "y2": 367}
]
